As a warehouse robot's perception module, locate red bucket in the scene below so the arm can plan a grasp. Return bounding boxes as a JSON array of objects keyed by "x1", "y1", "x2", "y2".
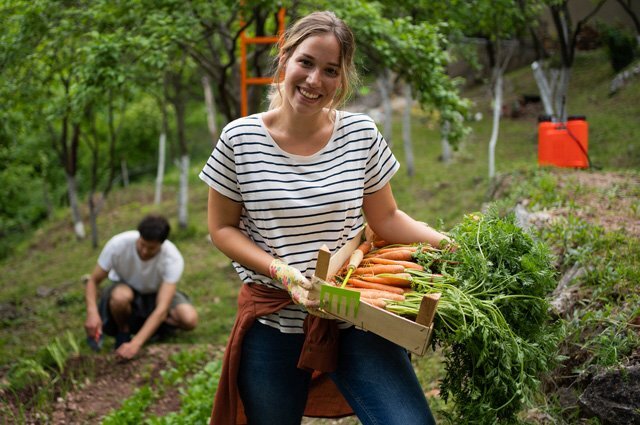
[{"x1": 538, "y1": 116, "x2": 589, "y2": 168}]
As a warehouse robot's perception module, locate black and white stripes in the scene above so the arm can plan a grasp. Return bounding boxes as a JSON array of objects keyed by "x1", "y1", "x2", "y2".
[{"x1": 199, "y1": 110, "x2": 399, "y2": 332}]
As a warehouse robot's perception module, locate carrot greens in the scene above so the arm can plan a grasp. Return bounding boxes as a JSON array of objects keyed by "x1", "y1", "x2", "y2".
[{"x1": 387, "y1": 208, "x2": 562, "y2": 423}]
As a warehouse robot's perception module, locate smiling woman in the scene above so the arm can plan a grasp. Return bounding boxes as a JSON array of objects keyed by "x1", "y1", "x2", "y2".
[
  {"x1": 268, "y1": 11, "x2": 357, "y2": 112},
  {"x1": 278, "y1": 33, "x2": 342, "y2": 118},
  {"x1": 263, "y1": 15, "x2": 356, "y2": 156},
  {"x1": 199, "y1": 10, "x2": 451, "y2": 425}
]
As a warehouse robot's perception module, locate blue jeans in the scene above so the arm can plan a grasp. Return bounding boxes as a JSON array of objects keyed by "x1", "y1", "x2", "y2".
[{"x1": 238, "y1": 321, "x2": 436, "y2": 425}]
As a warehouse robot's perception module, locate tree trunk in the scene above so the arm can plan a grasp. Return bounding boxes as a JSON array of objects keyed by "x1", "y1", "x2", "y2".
[
  {"x1": 178, "y1": 155, "x2": 189, "y2": 229},
  {"x1": 202, "y1": 75, "x2": 218, "y2": 146},
  {"x1": 402, "y1": 83, "x2": 414, "y2": 177},
  {"x1": 120, "y1": 159, "x2": 129, "y2": 187},
  {"x1": 531, "y1": 61, "x2": 554, "y2": 116},
  {"x1": 377, "y1": 69, "x2": 393, "y2": 146},
  {"x1": 488, "y1": 68, "x2": 503, "y2": 179},
  {"x1": 487, "y1": 39, "x2": 515, "y2": 180},
  {"x1": 65, "y1": 172, "x2": 85, "y2": 239},
  {"x1": 166, "y1": 66, "x2": 190, "y2": 228},
  {"x1": 42, "y1": 183, "x2": 53, "y2": 219},
  {"x1": 174, "y1": 89, "x2": 189, "y2": 229},
  {"x1": 440, "y1": 121, "x2": 452, "y2": 164},
  {"x1": 554, "y1": 67, "x2": 571, "y2": 122},
  {"x1": 103, "y1": 97, "x2": 120, "y2": 198},
  {"x1": 154, "y1": 132, "x2": 166, "y2": 206},
  {"x1": 616, "y1": 0, "x2": 640, "y2": 37},
  {"x1": 89, "y1": 192, "x2": 99, "y2": 249},
  {"x1": 55, "y1": 115, "x2": 85, "y2": 240},
  {"x1": 547, "y1": 0, "x2": 605, "y2": 121},
  {"x1": 49, "y1": 80, "x2": 84, "y2": 240},
  {"x1": 155, "y1": 97, "x2": 169, "y2": 206}
]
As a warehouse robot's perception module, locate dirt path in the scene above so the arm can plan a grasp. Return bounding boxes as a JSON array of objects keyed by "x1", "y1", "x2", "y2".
[
  {"x1": 49, "y1": 344, "x2": 192, "y2": 424},
  {"x1": 41, "y1": 341, "x2": 360, "y2": 425}
]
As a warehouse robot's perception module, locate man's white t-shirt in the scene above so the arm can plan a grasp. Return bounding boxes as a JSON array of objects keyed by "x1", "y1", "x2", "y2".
[{"x1": 97, "y1": 230, "x2": 184, "y2": 294}]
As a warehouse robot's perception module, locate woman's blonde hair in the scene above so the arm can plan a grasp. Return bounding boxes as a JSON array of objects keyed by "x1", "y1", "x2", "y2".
[{"x1": 268, "y1": 11, "x2": 358, "y2": 111}]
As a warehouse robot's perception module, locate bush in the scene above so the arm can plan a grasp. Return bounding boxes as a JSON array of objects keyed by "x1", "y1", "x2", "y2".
[{"x1": 599, "y1": 23, "x2": 639, "y2": 72}]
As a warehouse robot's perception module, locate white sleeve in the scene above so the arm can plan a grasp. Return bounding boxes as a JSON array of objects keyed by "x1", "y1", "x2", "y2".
[
  {"x1": 161, "y1": 242, "x2": 184, "y2": 284},
  {"x1": 97, "y1": 236, "x2": 118, "y2": 271},
  {"x1": 364, "y1": 121, "x2": 400, "y2": 194}
]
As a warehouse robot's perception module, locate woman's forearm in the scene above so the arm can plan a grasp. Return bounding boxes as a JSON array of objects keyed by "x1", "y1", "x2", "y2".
[
  {"x1": 209, "y1": 225, "x2": 274, "y2": 276},
  {"x1": 207, "y1": 188, "x2": 274, "y2": 276},
  {"x1": 370, "y1": 209, "x2": 451, "y2": 247}
]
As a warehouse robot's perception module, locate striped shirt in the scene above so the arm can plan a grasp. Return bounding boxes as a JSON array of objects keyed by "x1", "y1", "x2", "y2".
[{"x1": 199, "y1": 110, "x2": 399, "y2": 333}]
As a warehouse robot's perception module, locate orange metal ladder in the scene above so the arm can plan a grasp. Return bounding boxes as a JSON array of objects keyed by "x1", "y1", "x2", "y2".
[{"x1": 240, "y1": 8, "x2": 286, "y2": 117}]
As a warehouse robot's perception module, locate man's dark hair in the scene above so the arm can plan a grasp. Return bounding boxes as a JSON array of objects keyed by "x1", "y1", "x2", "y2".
[{"x1": 137, "y1": 214, "x2": 171, "y2": 242}]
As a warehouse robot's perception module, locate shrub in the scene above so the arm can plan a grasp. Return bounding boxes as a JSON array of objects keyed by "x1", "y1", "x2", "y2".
[{"x1": 599, "y1": 23, "x2": 639, "y2": 72}]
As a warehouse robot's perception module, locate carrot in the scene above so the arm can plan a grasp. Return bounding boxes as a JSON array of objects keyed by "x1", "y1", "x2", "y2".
[
  {"x1": 344, "y1": 287, "x2": 405, "y2": 301},
  {"x1": 372, "y1": 239, "x2": 390, "y2": 248},
  {"x1": 361, "y1": 298, "x2": 387, "y2": 308},
  {"x1": 354, "y1": 264, "x2": 405, "y2": 275},
  {"x1": 358, "y1": 273, "x2": 412, "y2": 287},
  {"x1": 347, "y1": 278, "x2": 406, "y2": 294},
  {"x1": 365, "y1": 257, "x2": 423, "y2": 270},
  {"x1": 368, "y1": 245, "x2": 418, "y2": 255},
  {"x1": 366, "y1": 250, "x2": 415, "y2": 261},
  {"x1": 336, "y1": 240, "x2": 374, "y2": 288},
  {"x1": 346, "y1": 241, "x2": 372, "y2": 271}
]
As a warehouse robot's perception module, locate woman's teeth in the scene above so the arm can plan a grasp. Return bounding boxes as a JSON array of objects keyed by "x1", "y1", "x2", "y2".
[{"x1": 299, "y1": 88, "x2": 320, "y2": 99}]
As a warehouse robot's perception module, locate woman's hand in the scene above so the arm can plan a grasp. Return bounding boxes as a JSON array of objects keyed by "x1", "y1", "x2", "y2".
[{"x1": 269, "y1": 259, "x2": 320, "y2": 308}]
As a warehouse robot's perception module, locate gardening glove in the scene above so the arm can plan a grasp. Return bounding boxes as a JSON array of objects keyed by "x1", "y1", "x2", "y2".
[
  {"x1": 306, "y1": 278, "x2": 335, "y2": 320},
  {"x1": 269, "y1": 259, "x2": 321, "y2": 309}
]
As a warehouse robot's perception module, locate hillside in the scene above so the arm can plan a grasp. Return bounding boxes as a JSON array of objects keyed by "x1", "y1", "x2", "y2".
[{"x1": 1, "y1": 48, "x2": 639, "y2": 423}]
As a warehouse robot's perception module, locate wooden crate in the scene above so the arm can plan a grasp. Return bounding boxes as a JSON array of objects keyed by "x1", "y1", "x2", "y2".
[{"x1": 314, "y1": 231, "x2": 439, "y2": 356}]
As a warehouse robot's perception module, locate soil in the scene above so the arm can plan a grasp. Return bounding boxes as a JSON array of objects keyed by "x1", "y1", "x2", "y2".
[
  {"x1": 2, "y1": 170, "x2": 637, "y2": 425},
  {"x1": 554, "y1": 169, "x2": 640, "y2": 238},
  {"x1": 10, "y1": 344, "x2": 207, "y2": 424},
  {"x1": 495, "y1": 169, "x2": 640, "y2": 238},
  {"x1": 53, "y1": 344, "x2": 186, "y2": 424},
  {"x1": 3, "y1": 340, "x2": 358, "y2": 425}
]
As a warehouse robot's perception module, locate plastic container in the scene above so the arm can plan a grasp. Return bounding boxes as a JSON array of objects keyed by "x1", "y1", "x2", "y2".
[{"x1": 538, "y1": 115, "x2": 589, "y2": 168}]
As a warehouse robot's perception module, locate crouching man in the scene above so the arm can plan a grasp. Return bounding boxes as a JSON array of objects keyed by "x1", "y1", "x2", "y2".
[{"x1": 84, "y1": 214, "x2": 198, "y2": 359}]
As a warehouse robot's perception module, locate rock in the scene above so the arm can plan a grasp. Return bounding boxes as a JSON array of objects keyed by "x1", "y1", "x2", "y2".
[
  {"x1": 0, "y1": 302, "x2": 19, "y2": 321},
  {"x1": 557, "y1": 386, "x2": 581, "y2": 416},
  {"x1": 578, "y1": 365, "x2": 640, "y2": 424},
  {"x1": 549, "y1": 262, "x2": 588, "y2": 317},
  {"x1": 610, "y1": 62, "x2": 640, "y2": 96},
  {"x1": 513, "y1": 203, "x2": 553, "y2": 231},
  {"x1": 37, "y1": 286, "x2": 55, "y2": 297}
]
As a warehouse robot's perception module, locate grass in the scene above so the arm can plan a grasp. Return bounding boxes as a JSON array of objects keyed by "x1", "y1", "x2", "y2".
[{"x1": 0, "y1": 47, "x2": 639, "y2": 422}]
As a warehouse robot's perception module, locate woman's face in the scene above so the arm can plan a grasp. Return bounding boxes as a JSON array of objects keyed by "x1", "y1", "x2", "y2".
[{"x1": 282, "y1": 33, "x2": 342, "y2": 116}]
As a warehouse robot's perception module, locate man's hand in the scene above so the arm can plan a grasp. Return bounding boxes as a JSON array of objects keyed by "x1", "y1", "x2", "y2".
[
  {"x1": 115, "y1": 340, "x2": 142, "y2": 360},
  {"x1": 84, "y1": 311, "x2": 102, "y2": 341},
  {"x1": 269, "y1": 259, "x2": 320, "y2": 308}
]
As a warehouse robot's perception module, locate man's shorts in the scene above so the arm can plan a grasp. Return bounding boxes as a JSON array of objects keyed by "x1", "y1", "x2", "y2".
[{"x1": 98, "y1": 281, "x2": 192, "y2": 337}]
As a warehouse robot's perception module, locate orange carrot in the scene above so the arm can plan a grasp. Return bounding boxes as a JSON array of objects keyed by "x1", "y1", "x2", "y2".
[
  {"x1": 354, "y1": 264, "x2": 405, "y2": 275},
  {"x1": 361, "y1": 298, "x2": 387, "y2": 308},
  {"x1": 346, "y1": 241, "x2": 372, "y2": 271},
  {"x1": 357, "y1": 240, "x2": 373, "y2": 255},
  {"x1": 368, "y1": 245, "x2": 418, "y2": 255},
  {"x1": 347, "y1": 278, "x2": 406, "y2": 294},
  {"x1": 365, "y1": 257, "x2": 423, "y2": 270},
  {"x1": 358, "y1": 273, "x2": 412, "y2": 287},
  {"x1": 344, "y1": 287, "x2": 405, "y2": 301},
  {"x1": 372, "y1": 239, "x2": 390, "y2": 248},
  {"x1": 367, "y1": 250, "x2": 415, "y2": 261},
  {"x1": 335, "y1": 240, "x2": 374, "y2": 288}
]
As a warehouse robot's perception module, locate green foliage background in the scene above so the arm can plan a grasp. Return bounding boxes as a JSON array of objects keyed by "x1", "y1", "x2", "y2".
[{"x1": 0, "y1": 0, "x2": 639, "y2": 421}]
